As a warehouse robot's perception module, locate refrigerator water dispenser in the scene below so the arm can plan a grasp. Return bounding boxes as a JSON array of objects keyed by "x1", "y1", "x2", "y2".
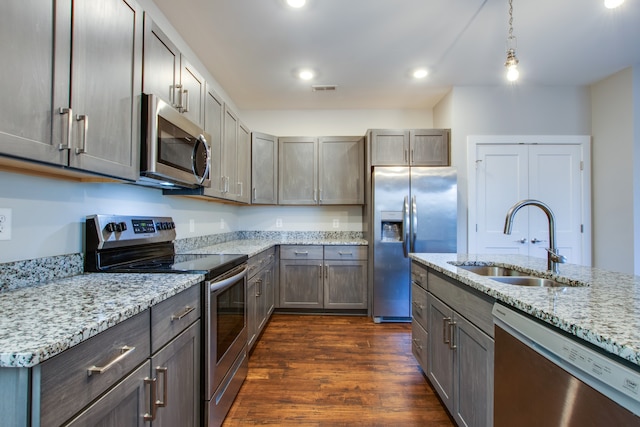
[{"x1": 381, "y1": 211, "x2": 403, "y2": 241}]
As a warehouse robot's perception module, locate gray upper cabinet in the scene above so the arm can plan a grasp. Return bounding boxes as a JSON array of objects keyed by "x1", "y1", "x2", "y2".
[
  {"x1": 370, "y1": 129, "x2": 410, "y2": 166},
  {"x1": 143, "y1": 15, "x2": 205, "y2": 128},
  {"x1": 370, "y1": 129, "x2": 450, "y2": 166},
  {"x1": 236, "y1": 122, "x2": 251, "y2": 203},
  {"x1": 278, "y1": 137, "x2": 318, "y2": 205},
  {"x1": 278, "y1": 136, "x2": 364, "y2": 205},
  {"x1": 410, "y1": 129, "x2": 450, "y2": 166},
  {"x1": 319, "y1": 136, "x2": 364, "y2": 204},
  {"x1": 203, "y1": 87, "x2": 225, "y2": 199},
  {"x1": 251, "y1": 132, "x2": 278, "y2": 205},
  {"x1": 0, "y1": 0, "x2": 142, "y2": 181}
]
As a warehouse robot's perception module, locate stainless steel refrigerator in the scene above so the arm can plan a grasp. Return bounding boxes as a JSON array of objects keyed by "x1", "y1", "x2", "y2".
[{"x1": 372, "y1": 167, "x2": 457, "y2": 322}]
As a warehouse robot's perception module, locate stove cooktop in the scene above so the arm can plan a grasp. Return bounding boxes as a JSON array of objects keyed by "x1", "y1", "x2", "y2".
[{"x1": 107, "y1": 253, "x2": 248, "y2": 278}]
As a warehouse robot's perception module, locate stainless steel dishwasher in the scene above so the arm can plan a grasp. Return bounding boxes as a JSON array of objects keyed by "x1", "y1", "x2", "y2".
[{"x1": 492, "y1": 303, "x2": 640, "y2": 426}]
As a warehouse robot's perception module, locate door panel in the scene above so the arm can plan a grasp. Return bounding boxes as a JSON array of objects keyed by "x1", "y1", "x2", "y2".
[{"x1": 475, "y1": 145, "x2": 529, "y2": 254}]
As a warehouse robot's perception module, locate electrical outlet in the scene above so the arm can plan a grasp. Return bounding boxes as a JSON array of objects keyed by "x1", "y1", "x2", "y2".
[
  {"x1": 275, "y1": 218, "x2": 283, "y2": 228},
  {"x1": 0, "y1": 208, "x2": 12, "y2": 241},
  {"x1": 332, "y1": 219, "x2": 340, "y2": 228},
  {"x1": 189, "y1": 219, "x2": 195, "y2": 233},
  {"x1": 219, "y1": 218, "x2": 225, "y2": 230}
]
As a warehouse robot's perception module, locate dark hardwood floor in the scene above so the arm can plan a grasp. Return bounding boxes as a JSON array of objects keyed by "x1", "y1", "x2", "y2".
[{"x1": 223, "y1": 314, "x2": 454, "y2": 426}]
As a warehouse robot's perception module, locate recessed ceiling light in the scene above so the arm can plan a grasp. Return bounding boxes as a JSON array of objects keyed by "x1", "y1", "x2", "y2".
[
  {"x1": 604, "y1": 0, "x2": 624, "y2": 8},
  {"x1": 413, "y1": 68, "x2": 428, "y2": 79},
  {"x1": 298, "y1": 69, "x2": 315, "y2": 80},
  {"x1": 287, "y1": 0, "x2": 306, "y2": 8}
]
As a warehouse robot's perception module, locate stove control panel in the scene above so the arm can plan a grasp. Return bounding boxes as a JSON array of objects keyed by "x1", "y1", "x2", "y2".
[{"x1": 86, "y1": 214, "x2": 176, "y2": 250}]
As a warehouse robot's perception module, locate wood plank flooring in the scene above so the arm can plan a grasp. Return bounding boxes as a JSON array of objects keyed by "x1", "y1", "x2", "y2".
[{"x1": 223, "y1": 314, "x2": 454, "y2": 426}]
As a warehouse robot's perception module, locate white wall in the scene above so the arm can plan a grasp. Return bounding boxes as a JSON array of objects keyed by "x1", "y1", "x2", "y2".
[
  {"x1": 240, "y1": 109, "x2": 433, "y2": 136},
  {"x1": 434, "y1": 85, "x2": 592, "y2": 253},
  {"x1": 591, "y1": 67, "x2": 636, "y2": 274},
  {"x1": 635, "y1": 66, "x2": 640, "y2": 274}
]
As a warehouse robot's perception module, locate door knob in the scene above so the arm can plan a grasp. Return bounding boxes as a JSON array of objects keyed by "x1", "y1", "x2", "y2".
[
  {"x1": 516, "y1": 238, "x2": 527, "y2": 244},
  {"x1": 531, "y1": 238, "x2": 546, "y2": 244}
]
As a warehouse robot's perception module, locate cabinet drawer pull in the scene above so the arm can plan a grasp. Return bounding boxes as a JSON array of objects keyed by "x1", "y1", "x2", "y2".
[
  {"x1": 156, "y1": 367, "x2": 168, "y2": 408},
  {"x1": 412, "y1": 338, "x2": 423, "y2": 350},
  {"x1": 338, "y1": 251, "x2": 353, "y2": 256},
  {"x1": 144, "y1": 377, "x2": 157, "y2": 421},
  {"x1": 442, "y1": 317, "x2": 451, "y2": 344},
  {"x1": 412, "y1": 301, "x2": 424, "y2": 310},
  {"x1": 294, "y1": 251, "x2": 309, "y2": 255},
  {"x1": 87, "y1": 345, "x2": 135, "y2": 376},
  {"x1": 171, "y1": 305, "x2": 195, "y2": 321},
  {"x1": 449, "y1": 321, "x2": 457, "y2": 350},
  {"x1": 75, "y1": 114, "x2": 88, "y2": 154}
]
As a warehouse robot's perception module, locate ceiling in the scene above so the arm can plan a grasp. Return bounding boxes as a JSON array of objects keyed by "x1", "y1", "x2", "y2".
[{"x1": 152, "y1": 0, "x2": 640, "y2": 110}]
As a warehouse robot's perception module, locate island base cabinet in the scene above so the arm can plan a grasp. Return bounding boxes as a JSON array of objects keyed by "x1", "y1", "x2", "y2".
[
  {"x1": 427, "y1": 293, "x2": 494, "y2": 427},
  {"x1": 411, "y1": 321, "x2": 428, "y2": 371}
]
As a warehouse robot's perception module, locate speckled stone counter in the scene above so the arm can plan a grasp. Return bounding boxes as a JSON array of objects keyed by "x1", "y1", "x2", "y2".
[
  {"x1": 409, "y1": 253, "x2": 640, "y2": 368},
  {"x1": 186, "y1": 237, "x2": 368, "y2": 257},
  {"x1": 0, "y1": 272, "x2": 202, "y2": 368}
]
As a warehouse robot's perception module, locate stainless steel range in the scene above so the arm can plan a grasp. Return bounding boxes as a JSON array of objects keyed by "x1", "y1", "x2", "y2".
[{"x1": 85, "y1": 214, "x2": 248, "y2": 426}]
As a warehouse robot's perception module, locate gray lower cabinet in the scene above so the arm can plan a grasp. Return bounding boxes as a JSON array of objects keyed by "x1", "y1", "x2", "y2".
[
  {"x1": 279, "y1": 245, "x2": 367, "y2": 310},
  {"x1": 247, "y1": 248, "x2": 277, "y2": 350},
  {"x1": 0, "y1": 0, "x2": 143, "y2": 181},
  {"x1": 422, "y1": 268, "x2": 494, "y2": 427}
]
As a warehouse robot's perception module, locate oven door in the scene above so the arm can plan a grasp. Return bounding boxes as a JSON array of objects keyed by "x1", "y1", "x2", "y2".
[
  {"x1": 141, "y1": 93, "x2": 211, "y2": 188},
  {"x1": 204, "y1": 263, "x2": 248, "y2": 399}
]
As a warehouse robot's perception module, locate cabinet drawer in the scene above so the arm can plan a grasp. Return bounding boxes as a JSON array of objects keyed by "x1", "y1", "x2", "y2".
[
  {"x1": 411, "y1": 282, "x2": 428, "y2": 330},
  {"x1": 280, "y1": 245, "x2": 323, "y2": 260},
  {"x1": 40, "y1": 311, "x2": 150, "y2": 427},
  {"x1": 428, "y1": 271, "x2": 494, "y2": 337},
  {"x1": 411, "y1": 261, "x2": 428, "y2": 290},
  {"x1": 151, "y1": 284, "x2": 201, "y2": 354},
  {"x1": 248, "y1": 247, "x2": 276, "y2": 278},
  {"x1": 324, "y1": 245, "x2": 367, "y2": 260},
  {"x1": 411, "y1": 320, "x2": 428, "y2": 372}
]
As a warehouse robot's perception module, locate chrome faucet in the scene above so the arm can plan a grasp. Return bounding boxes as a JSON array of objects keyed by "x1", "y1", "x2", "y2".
[{"x1": 503, "y1": 199, "x2": 567, "y2": 273}]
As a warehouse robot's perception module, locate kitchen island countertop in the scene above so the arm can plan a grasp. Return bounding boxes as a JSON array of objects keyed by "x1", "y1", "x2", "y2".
[
  {"x1": 410, "y1": 253, "x2": 640, "y2": 368},
  {"x1": 0, "y1": 273, "x2": 203, "y2": 368}
]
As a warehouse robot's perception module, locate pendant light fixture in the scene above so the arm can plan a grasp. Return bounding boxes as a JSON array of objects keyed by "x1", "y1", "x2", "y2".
[{"x1": 504, "y1": 0, "x2": 520, "y2": 82}]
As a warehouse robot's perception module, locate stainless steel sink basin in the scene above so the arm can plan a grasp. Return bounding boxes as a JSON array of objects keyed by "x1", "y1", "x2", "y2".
[
  {"x1": 490, "y1": 276, "x2": 567, "y2": 288},
  {"x1": 456, "y1": 265, "x2": 528, "y2": 276}
]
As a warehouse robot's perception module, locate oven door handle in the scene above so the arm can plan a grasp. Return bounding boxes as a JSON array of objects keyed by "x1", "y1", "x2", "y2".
[{"x1": 208, "y1": 265, "x2": 248, "y2": 292}]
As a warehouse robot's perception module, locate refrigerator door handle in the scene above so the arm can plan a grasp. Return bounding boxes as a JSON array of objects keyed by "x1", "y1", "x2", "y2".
[
  {"x1": 402, "y1": 196, "x2": 409, "y2": 258},
  {"x1": 411, "y1": 195, "x2": 417, "y2": 252}
]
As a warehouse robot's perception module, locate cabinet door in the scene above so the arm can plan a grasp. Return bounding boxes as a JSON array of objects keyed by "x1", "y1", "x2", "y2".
[
  {"x1": 0, "y1": 0, "x2": 69, "y2": 166},
  {"x1": 318, "y1": 136, "x2": 364, "y2": 204},
  {"x1": 142, "y1": 15, "x2": 180, "y2": 108},
  {"x1": 324, "y1": 260, "x2": 367, "y2": 309},
  {"x1": 278, "y1": 137, "x2": 318, "y2": 205},
  {"x1": 453, "y1": 314, "x2": 494, "y2": 427},
  {"x1": 203, "y1": 87, "x2": 225, "y2": 198},
  {"x1": 235, "y1": 122, "x2": 251, "y2": 203},
  {"x1": 370, "y1": 129, "x2": 409, "y2": 166},
  {"x1": 222, "y1": 106, "x2": 238, "y2": 200},
  {"x1": 427, "y1": 294, "x2": 454, "y2": 413},
  {"x1": 410, "y1": 129, "x2": 449, "y2": 166},
  {"x1": 279, "y1": 260, "x2": 323, "y2": 308},
  {"x1": 65, "y1": 361, "x2": 150, "y2": 427},
  {"x1": 251, "y1": 132, "x2": 278, "y2": 204},
  {"x1": 263, "y1": 262, "x2": 275, "y2": 319},
  {"x1": 247, "y1": 274, "x2": 259, "y2": 350},
  {"x1": 179, "y1": 57, "x2": 205, "y2": 128},
  {"x1": 68, "y1": 0, "x2": 142, "y2": 181},
  {"x1": 152, "y1": 321, "x2": 201, "y2": 427}
]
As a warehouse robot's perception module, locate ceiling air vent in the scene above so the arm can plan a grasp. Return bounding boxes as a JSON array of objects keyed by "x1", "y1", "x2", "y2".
[{"x1": 311, "y1": 85, "x2": 337, "y2": 92}]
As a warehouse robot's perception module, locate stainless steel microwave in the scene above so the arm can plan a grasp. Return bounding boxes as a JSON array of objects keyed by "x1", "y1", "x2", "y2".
[{"x1": 139, "y1": 93, "x2": 211, "y2": 188}]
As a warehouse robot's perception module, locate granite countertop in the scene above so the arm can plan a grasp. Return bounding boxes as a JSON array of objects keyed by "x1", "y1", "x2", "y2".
[
  {"x1": 0, "y1": 273, "x2": 203, "y2": 368},
  {"x1": 409, "y1": 253, "x2": 640, "y2": 368},
  {"x1": 185, "y1": 238, "x2": 368, "y2": 257}
]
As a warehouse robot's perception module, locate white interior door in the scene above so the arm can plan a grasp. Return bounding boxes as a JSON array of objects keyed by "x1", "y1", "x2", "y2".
[{"x1": 472, "y1": 142, "x2": 586, "y2": 265}]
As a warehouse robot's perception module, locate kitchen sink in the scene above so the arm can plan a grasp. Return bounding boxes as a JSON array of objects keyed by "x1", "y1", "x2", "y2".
[
  {"x1": 489, "y1": 276, "x2": 567, "y2": 288},
  {"x1": 455, "y1": 265, "x2": 528, "y2": 276}
]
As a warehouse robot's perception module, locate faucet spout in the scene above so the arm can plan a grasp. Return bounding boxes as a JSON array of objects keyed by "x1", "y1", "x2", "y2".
[{"x1": 503, "y1": 199, "x2": 566, "y2": 273}]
